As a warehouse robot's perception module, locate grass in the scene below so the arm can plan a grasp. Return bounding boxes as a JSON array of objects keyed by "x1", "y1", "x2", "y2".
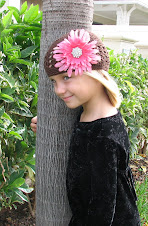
[{"x1": 135, "y1": 176, "x2": 148, "y2": 225}]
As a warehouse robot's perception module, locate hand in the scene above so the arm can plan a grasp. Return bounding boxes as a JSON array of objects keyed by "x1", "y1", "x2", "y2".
[{"x1": 30, "y1": 116, "x2": 37, "y2": 133}]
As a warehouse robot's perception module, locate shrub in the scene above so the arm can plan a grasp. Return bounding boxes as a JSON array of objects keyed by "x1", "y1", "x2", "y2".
[
  {"x1": 0, "y1": 1, "x2": 42, "y2": 210},
  {"x1": 109, "y1": 50, "x2": 148, "y2": 158},
  {"x1": 135, "y1": 177, "x2": 148, "y2": 225}
]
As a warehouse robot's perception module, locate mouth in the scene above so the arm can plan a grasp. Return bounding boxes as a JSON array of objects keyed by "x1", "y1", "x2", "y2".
[{"x1": 62, "y1": 95, "x2": 73, "y2": 102}]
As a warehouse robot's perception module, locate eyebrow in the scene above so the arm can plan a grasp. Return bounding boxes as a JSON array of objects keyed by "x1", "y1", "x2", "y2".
[
  {"x1": 50, "y1": 73, "x2": 69, "y2": 79},
  {"x1": 49, "y1": 76, "x2": 56, "y2": 80}
]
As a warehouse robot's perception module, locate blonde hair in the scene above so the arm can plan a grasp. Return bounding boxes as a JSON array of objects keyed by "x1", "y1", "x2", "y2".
[{"x1": 85, "y1": 70, "x2": 122, "y2": 108}]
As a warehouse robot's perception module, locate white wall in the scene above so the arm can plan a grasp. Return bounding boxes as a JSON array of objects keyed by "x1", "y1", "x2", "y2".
[{"x1": 92, "y1": 25, "x2": 148, "y2": 58}]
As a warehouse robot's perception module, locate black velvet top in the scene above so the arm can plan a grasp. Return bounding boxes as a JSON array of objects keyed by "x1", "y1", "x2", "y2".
[{"x1": 66, "y1": 111, "x2": 141, "y2": 226}]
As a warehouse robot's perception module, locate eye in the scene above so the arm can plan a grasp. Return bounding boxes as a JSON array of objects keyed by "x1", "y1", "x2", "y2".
[
  {"x1": 50, "y1": 79, "x2": 56, "y2": 84},
  {"x1": 63, "y1": 76, "x2": 70, "y2": 81}
]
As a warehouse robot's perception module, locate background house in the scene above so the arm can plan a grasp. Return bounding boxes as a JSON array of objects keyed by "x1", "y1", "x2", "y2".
[
  {"x1": 93, "y1": 0, "x2": 148, "y2": 57},
  {"x1": 1, "y1": 0, "x2": 148, "y2": 57}
]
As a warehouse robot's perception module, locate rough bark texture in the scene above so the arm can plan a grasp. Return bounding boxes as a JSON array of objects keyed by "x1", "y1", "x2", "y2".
[{"x1": 36, "y1": 1, "x2": 94, "y2": 225}]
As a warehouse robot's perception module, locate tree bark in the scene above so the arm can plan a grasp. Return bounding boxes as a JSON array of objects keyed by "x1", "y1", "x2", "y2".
[{"x1": 36, "y1": 1, "x2": 94, "y2": 225}]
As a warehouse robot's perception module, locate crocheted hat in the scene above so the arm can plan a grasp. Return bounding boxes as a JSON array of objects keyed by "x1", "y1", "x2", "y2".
[{"x1": 44, "y1": 29, "x2": 110, "y2": 77}]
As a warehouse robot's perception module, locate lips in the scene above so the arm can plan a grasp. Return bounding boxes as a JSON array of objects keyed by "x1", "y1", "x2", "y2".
[{"x1": 62, "y1": 95, "x2": 73, "y2": 102}]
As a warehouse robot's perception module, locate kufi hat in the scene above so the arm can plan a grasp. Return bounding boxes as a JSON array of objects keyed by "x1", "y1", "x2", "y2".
[{"x1": 44, "y1": 29, "x2": 110, "y2": 77}]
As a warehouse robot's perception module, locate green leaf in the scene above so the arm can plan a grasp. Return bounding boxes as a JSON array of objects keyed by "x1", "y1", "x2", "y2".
[
  {"x1": 0, "y1": 123, "x2": 7, "y2": 132},
  {"x1": 33, "y1": 11, "x2": 43, "y2": 22},
  {"x1": 0, "y1": 140, "x2": 2, "y2": 157},
  {"x1": 25, "y1": 149, "x2": 35, "y2": 161},
  {"x1": 10, "y1": 108, "x2": 33, "y2": 117},
  {"x1": 8, "y1": 131, "x2": 23, "y2": 140},
  {"x1": 15, "y1": 35, "x2": 29, "y2": 43},
  {"x1": 0, "y1": 73, "x2": 16, "y2": 88},
  {"x1": 9, "y1": 24, "x2": 27, "y2": 30},
  {"x1": 12, "y1": 204, "x2": 17, "y2": 209},
  {"x1": 0, "y1": 21, "x2": 4, "y2": 33},
  {"x1": 8, "y1": 171, "x2": 24, "y2": 185},
  {"x1": 27, "y1": 159, "x2": 35, "y2": 167},
  {"x1": 6, "y1": 46, "x2": 21, "y2": 53},
  {"x1": 11, "y1": 192, "x2": 24, "y2": 204},
  {"x1": 0, "y1": 106, "x2": 5, "y2": 117},
  {"x1": 25, "y1": 164, "x2": 35, "y2": 180},
  {"x1": 0, "y1": 93, "x2": 14, "y2": 102},
  {"x1": 31, "y1": 94, "x2": 38, "y2": 108},
  {"x1": 14, "y1": 188, "x2": 28, "y2": 202},
  {"x1": 26, "y1": 159, "x2": 35, "y2": 168},
  {"x1": 19, "y1": 183, "x2": 34, "y2": 194},
  {"x1": 140, "y1": 128, "x2": 147, "y2": 137},
  {"x1": 21, "y1": 141, "x2": 28, "y2": 150},
  {"x1": 20, "y1": 1, "x2": 27, "y2": 15},
  {"x1": 14, "y1": 127, "x2": 25, "y2": 134},
  {"x1": 2, "y1": 87, "x2": 16, "y2": 95},
  {"x1": 7, "y1": 6, "x2": 20, "y2": 15},
  {"x1": 24, "y1": 4, "x2": 39, "y2": 23},
  {"x1": 24, "y1": 26, "x2": 41, "y2": 31},
  {"x1": 0, "y1": 0, "x2": 6, "y2": 8},
  {"x1": 3, "y1": 37, "x2": 11, "y2": 51},
  {"x1": 18, "y1": 100, "x2": 30, "y2": 108},
  {"x1": 21, "y1": 45, "x2": 37, "y2": 58},
  {"x1": 3, "y1": 42, "x2": 7, "y2": 53},
  {"x1": 125, "y1": 80, "x2": 135, "y2": 93},
  {"x1": 7, "y1": 177, "x2": 25, "y2": 189},
  {"x1": 10, "y1": 59, "x2": 32, "y2": 66},
  {"x1": 2, "y1": 10, "x2": 13, "y2": 28},
  {"x1": 131, "y1": 128, "x2": 139, "y2": 139},
  {"x1": 8, "y1": 50, "x2": 20, "y2": 61},
  {"x1": 30, "y1": 81, "x2": 37, "y2": 91},
  {"x1": 12, "y1": 11, "x2": 22, "y2": 23},
  {"x1": 2, "y1": 112, "x2": 14, "y2": 122},
  {"x1": 1, "y1": 29, "x2": 13, "y2": 36}
]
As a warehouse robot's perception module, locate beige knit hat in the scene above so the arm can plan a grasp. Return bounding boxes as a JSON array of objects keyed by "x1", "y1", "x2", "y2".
[{"x1": 44, "y1": 29, "x2": 110, "y2": 77}]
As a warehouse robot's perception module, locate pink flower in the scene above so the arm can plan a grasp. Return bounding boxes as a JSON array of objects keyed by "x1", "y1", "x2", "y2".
[{"x1": 53, "y1": 29, "x2": 101, "y2": 77}]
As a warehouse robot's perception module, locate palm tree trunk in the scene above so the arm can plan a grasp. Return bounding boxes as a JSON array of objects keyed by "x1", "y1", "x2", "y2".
[{"x1": 36, "y1": 1, "x2": 94, "y2": 225}]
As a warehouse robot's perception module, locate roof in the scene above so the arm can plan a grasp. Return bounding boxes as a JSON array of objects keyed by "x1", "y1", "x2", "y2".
[{"x1": 94, "y1": 0, "x2": 148, "y2": 25}]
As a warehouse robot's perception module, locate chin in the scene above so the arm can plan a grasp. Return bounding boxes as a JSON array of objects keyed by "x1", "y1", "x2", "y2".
[{"x1": 65, "y1": 103, "x2": 80, "y2": 109}]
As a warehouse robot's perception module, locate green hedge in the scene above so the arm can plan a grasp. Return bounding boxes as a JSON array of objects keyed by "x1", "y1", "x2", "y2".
[
  {"x1": 109, "y1": 50, "x2": 148, "y2": 158},
  {"x1": 0, "y1": 1, "x2": 41, "y2": 210}
]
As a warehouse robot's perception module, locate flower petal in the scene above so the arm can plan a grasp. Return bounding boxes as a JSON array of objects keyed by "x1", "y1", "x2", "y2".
[
  {"x1": 67, "y1": 66, "x2": 73, "y2": 77},
  {"x1": 75, "y1": 68, "x2": 79, "y2": 76},
  {"x1": 53, "y1": 29, "x2": 101, "y2": 76},
  {"x1": 55, "y1": 62, "x2": 63, "y2": 68}
]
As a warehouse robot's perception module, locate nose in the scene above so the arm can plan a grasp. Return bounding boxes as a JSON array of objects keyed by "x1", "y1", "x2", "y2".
[{"x1": 54, "y1": 81, "x2": 66, "y2": 96}]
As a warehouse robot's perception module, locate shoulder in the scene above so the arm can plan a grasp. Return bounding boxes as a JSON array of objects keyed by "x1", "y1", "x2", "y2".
[
  {"x1": 87, "y1": 111, "x2": 127, "y2": 138},
  {"x1": 101, "y1": 111, "x2": 129, "y2": 147},
  {"x1": 89, "y1": 136, "x2": 119, "y2": 151},
  {"x1": 86, "y1": 111, "x2": 130, "y2": 153}
]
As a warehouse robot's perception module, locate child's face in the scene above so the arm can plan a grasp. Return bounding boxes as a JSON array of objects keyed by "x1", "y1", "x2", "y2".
[{"x1": 50, "y1": 72, "x2": 103, "y2": 109}]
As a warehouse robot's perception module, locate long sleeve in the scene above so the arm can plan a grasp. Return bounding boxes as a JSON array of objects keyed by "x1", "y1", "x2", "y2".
[
  {"x1": 87, "y1": 137, "x2": 118, "y2": 226},
  {"x1": 67, "y1": 112, "x2": 140, "y2": 226}
]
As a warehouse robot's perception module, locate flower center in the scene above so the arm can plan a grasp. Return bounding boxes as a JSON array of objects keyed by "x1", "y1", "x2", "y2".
[{"x1": 71, "y1": 47, "x2": 82, "y2": 58}]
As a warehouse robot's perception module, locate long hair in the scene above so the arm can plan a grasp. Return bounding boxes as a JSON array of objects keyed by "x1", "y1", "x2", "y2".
[{"x1": 85, "y1": 70, "x2": 122, "y2": 108}]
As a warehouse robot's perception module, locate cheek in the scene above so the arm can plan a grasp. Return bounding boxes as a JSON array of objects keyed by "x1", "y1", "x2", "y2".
[
  {"x1": 68, "y1": 80, "x2": 91, "y2": 97},
  {"x1": 53, "y1": 85, "x2": 60, "y2": 97},
  {"x1": 76, "y1": 89, "x2": 90, "y2": 101},
  {"x1": 53, "y1": 85, "x2": 57, "y2": 94}
]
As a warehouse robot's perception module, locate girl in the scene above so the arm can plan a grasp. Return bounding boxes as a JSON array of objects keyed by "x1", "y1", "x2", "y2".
[{"x1": 33, "y1": 29, "x2": 141, "y2": 225}]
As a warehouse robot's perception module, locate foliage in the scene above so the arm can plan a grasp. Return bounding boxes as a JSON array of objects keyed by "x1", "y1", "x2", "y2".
[
  {"x1": 135, "y1": 177, "x2": 148, "y2": 225},
  {"x1": 0, "y1": 1, "x2": 42, "y2": 210},
  {"x1": 109, "y1": 50, "x2": 148, "y2": 158}
]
